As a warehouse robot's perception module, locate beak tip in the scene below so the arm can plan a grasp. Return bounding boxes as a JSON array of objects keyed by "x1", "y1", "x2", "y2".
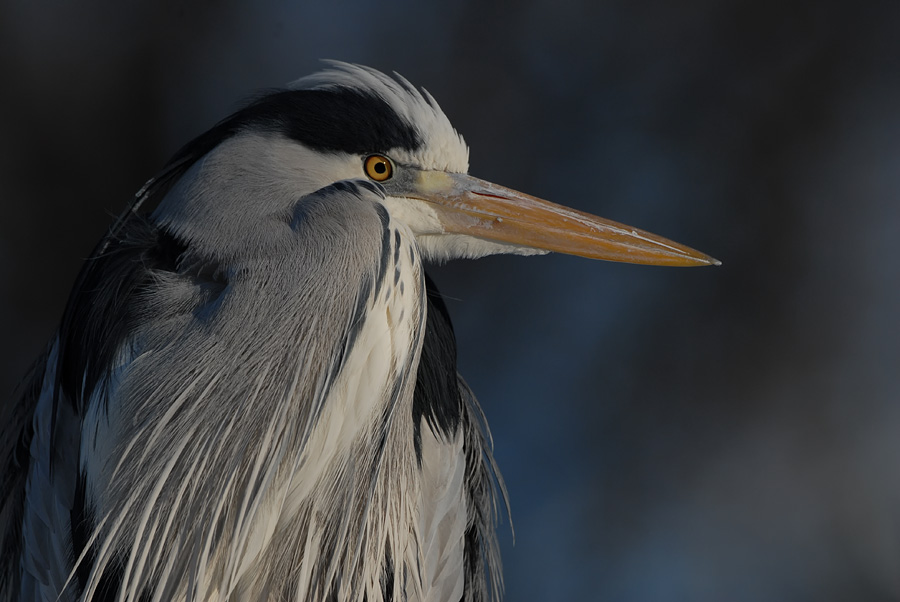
[{"x1": 677, "y1": 247, "x2": 720, "y2": 267}]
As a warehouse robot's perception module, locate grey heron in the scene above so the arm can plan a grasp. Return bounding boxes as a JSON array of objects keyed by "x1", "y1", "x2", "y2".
[{"x1": 0, "y1": 62, "x2": 717, "y2": 602}]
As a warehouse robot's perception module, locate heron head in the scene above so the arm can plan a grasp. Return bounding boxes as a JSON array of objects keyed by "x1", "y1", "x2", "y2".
[{"x1": 153, "y1": 61, "x2": 717, "y2": 267}]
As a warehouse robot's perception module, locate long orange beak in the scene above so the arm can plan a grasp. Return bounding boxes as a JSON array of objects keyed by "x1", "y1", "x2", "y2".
[{"x1": 408, "y1": 171, "x2": 719, "y2": 267}]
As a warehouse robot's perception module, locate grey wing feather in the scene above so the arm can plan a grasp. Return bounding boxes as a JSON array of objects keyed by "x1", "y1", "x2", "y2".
[
  {"x1": 0, "y1": 350, "x2": 46, "y2": 602},
  {"x1": 2, "y1": 341, "x2": 82, "y2": 602},
  {"x1": 459, "y1": 376, "x2": 509, "y2": 602}
]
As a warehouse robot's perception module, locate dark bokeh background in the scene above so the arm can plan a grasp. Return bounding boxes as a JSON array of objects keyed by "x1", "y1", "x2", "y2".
[{"x1": 3, "y1": 2, "x2": 900, "y2": 600}]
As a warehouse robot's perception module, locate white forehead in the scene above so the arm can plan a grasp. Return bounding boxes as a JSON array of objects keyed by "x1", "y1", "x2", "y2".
[{"x1": 290, "y1": 62, "x2": 470, "y2": 174}]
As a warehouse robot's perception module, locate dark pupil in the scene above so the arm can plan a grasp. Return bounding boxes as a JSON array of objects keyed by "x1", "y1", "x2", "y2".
[{"x1": 374, "y1": 162, "x2": 386, "y2": 174}]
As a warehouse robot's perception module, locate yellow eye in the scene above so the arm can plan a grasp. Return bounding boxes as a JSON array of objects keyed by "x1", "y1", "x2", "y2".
[{"x1": 364, "y1": 155, "x2": 393, "y2": 181}]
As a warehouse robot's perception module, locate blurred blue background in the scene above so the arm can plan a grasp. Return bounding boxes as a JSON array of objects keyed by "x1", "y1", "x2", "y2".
[{"x1": 3, "y1": 1, "x2": 900, "y2": 600}]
